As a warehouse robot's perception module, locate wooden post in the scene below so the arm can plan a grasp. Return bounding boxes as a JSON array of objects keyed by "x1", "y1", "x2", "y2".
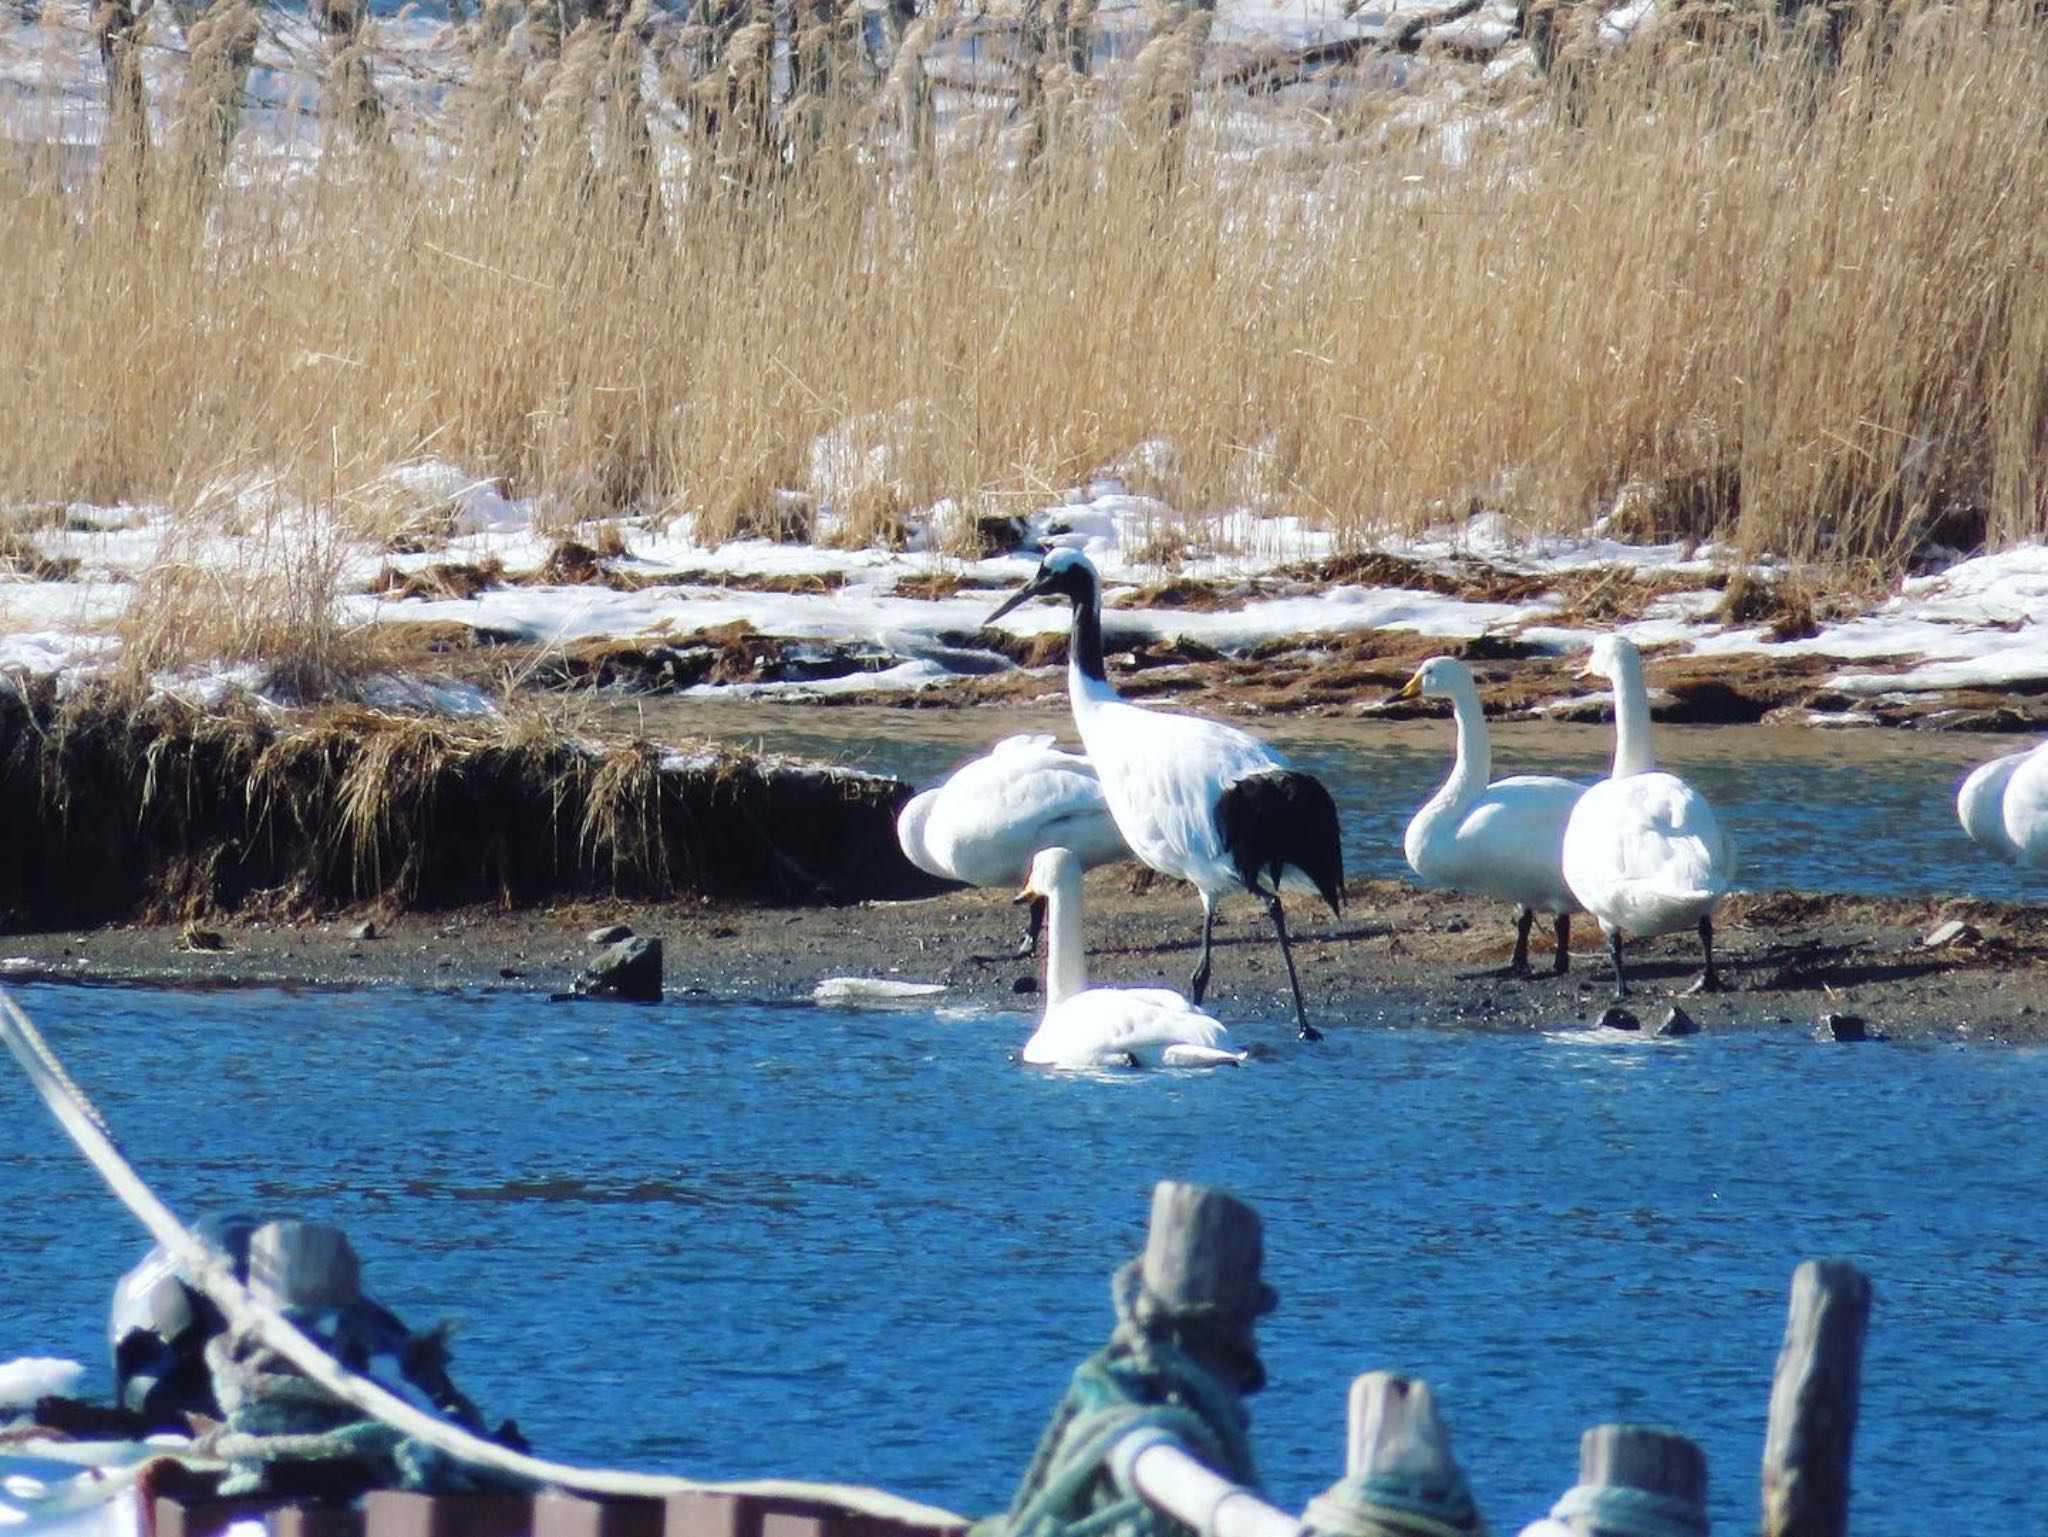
[
  {"x1": 1305, "y1": 1374, "x2": 1481, "y2": 1537},
  {"x1": 1536, "y1": 1425, "x2": 1707, "y2": 1536},
  {"x1": 1140, "y1": 1182, "x2": 1267, "y2": 1316},
  {"x1": 1761, "y1": 1260, "x2": 1871, "y2": 1537}
]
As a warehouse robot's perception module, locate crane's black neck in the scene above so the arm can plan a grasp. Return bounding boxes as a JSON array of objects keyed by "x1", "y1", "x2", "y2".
[{"x1": 1066, "y1": 590, "x2": 1106, "y2": 683}]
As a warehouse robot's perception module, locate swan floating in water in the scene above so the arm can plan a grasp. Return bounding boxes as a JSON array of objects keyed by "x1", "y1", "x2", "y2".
[
  {"x1": 1957, "y1": 740, "x2": 2048, "y2": 867},
  {"x1": 896, "y1": 734, "x2": 1129, "y2": 954},
  {"x1": 988, "y1": 550, "x2": 1344, "y2": 1042},
  {"x1": 1399, "y1": 656, "x2": 1586, "y2": 976},
  {"x1": 1018, "y1": 847, "x2": 1245, "y2": 1069},
  {"x1": 1561, "y1": 634, "x2": 1737, "y2": 998}
]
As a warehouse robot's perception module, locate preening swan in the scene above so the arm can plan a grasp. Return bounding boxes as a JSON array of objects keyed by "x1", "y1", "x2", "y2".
[
  {"x1": 896, "y1": 734, "x2": 1129, "y2": 953},
  {"x1": 1560, "y1": 634, "x2": 1737, "y2": 997},
  {"x1": 988, "y1": 550, "x2": 1344, "y2": 1042},
  {"x1": 1957, "y1": 741, "x2": 2048, "y2": 867},
  {"x1": 1398, "y1": 656, "x2": 1585, "y2": 976},
  {"x1": 1018, "y1": 848, "x2": 1244, "y2": 1068}
]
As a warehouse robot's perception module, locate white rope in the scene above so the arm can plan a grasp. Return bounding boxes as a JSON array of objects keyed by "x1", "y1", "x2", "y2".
[{"x1": 0, "y1": 985, "x2": 964, "y2": 1528}]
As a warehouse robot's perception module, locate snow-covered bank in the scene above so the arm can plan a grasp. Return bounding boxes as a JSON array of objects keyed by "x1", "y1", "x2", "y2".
[{"x1": 3, "y1": 466, "x2": 2044, "y2": 723}]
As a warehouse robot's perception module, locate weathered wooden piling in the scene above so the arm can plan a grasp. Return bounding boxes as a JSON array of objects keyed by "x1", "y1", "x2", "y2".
[
  {"x1": 1761, "y1": 1260, "x2": 1871, "y2": 1537},
  {"x1": 1303, "y1": 1373, "x2": 1482, "y2": 1537},
  {"x1": 1139, "y1": 1181, "x2": 1270, "y2": 1317},
  {"x1": 1528, "y1": 1424, "x2": 1708, "y2": 1537}
]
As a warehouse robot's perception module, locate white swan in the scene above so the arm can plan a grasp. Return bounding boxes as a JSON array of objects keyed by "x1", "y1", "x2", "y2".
[
  {"x1": 1398, "y1": 656, "x2": 1586, "y2": 976},
  {"x1": 1018, "y1": 847, "x2": 1245, "y2": 1069},
  {"x1": 988, "y1": 550, "x2": 1344, "y2": 1042},
  {"x1": 1560, "y1": 634, "x2": 1737, "y2": 997},
  {"x1": 897, "y1": 734, "x2": 1129, "y2": 953},
  {"x1": 1957, "y1": 741, "x2": 2048, "y2": 866}
]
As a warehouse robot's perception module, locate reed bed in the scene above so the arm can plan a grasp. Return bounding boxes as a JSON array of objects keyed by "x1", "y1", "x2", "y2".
[{"x1": 2, "y1": 0, "x2": 2045, "y2": 604}]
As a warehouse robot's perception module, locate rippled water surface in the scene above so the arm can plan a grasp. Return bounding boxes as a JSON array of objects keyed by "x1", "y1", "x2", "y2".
[
  {"x1": 621, "y1": 701, "x2": 2044, "y2": 904},
  {"x1": 4, "y1": 983, "x2": 2044, "y2": 1535}
]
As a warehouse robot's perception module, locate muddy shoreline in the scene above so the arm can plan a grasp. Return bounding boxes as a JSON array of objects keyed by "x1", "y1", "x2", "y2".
[{"x1": 7, "y1": 877, "x2": 2045, "y2": 1046}]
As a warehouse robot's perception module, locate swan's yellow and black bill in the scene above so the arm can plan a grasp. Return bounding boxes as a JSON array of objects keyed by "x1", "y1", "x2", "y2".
[{"x1": 1396, "y1": 671, "x2": 1424, "y2": 700}]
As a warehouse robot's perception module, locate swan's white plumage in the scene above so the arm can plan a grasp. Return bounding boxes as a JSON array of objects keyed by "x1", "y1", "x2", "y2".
[
  {"x1": 1561, "y1": 635, "x2": 1736, "y2": 941},
  {"x1": 1018, "y1": 848, "x2": 1243, "y2": 1069},
  {"x1": 895, "y1": 734, "x2": 1127, "y2": 888},
  {"x1": 2002, "y1": 748, "x2": 2048, "y2": 865},
  {"x1": 1957, "y1": 742, "x2": 2048, "y2": 867},
  {"x1": 1400, "y1": 656, "x2": 1583, "y2": 915}
]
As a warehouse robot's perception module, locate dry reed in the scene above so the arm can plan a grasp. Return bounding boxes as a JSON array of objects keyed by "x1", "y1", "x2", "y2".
[{"x1": 1, "y1": 0, "x2": 2044, "y2": 615}]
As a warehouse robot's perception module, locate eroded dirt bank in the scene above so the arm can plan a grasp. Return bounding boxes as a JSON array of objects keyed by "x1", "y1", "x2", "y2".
[{"x1": 7, "y1": 877, "x2": 2045, "y2": 1046}]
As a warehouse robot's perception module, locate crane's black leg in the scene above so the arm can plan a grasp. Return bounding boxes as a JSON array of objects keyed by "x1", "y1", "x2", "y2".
[
  {"x1": 1012, "y1": 894, "x2": 1046, "y2": 959},
  {"x1": 1508, "y1": 906, "x2": 1534, "y2": 977},
  {"x1": 1686, "y1": 915, "x2": 1727, "y2": 994},
  {"x1": 1608, "y1": 928, "x2": 1630, "y2": 998},
  {"x1": 1258, "y1": 888, "x2": 1322, "y2": 1042},
  {"x1": 1190, "y1": 898, "x2": 1216, "y2": 1005},
  {"x1": 1551, "y1": 911, "x2": 1572, "y2": 976}
]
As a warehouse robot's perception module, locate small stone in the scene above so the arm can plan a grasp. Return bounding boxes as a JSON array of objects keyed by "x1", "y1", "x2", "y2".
[
  {"x1": 1920, "y1": 919, "x2": 1981, "y2": 949},
  {"x1": 499, "y1": 966, "x2": 526, "y2": 980},
  {"x1": 1442, "y1": 917, "x2": 1469, "y2": 934},
  {"x1": 586, "y1": 923, "x2": 635, "y2": 945},
  {"x1": 181, "y1": 925, "x2": 226, "y2": 953},
  {"x1": 1011, "y1": 976, "x2": 1039, "y2": 995},
  {"x1": 348, "y1": 919, "x2": 379, "y2": 941},
  {"x1": 1655, "y1": 1005, "x2": 1699, "y2": 1037},
  {"x1": 1596, "y1": 1005, "x2": 1640, "y2": 1031},
  {"x1": 573, "y1": 935, "x2": 663, "y2": 1003}
]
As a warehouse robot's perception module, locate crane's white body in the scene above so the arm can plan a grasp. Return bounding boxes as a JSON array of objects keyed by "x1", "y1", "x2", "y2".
[
  {"x1": 1957, "y1": 742, "x2": 2048, "y2": 867},
  {"x1": 1561, "y1": 637, "x2": 1736, "y2": 941},
  {"x1": 1019, "y1": 849, "x2": 1243, "y2": 1069},
  {"x1": 895, "y1": 735, "x2": 1127, "y2": 888},
  {"x1": 1066, "y1": 669, "x2": 1308, "y2": 900},
  {"x1": 1402, "y1": 658, "x2": 1584, "y2": 915}
]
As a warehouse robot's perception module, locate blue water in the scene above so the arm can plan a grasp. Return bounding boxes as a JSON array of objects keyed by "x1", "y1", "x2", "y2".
[
  {"x1": 3, "y1": 983, "x2": 2044, "y2": 1535},
  {"x1": 640, "y1": 702, "x2": 2045, "y2": 905}
]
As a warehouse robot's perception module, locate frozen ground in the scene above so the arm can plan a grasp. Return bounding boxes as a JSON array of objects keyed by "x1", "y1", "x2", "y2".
[{"x1": 2, "y1": 461, "x2": 2044, "y2": 718}]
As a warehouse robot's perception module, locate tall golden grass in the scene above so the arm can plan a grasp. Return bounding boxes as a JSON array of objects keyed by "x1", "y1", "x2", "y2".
[{"x1": 3, "y1": 2, "x2": 2046, "y2": 586}]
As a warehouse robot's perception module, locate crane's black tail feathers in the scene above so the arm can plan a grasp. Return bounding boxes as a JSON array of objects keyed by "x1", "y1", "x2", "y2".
[{"x1": 1215, "y1": 769, "x2": 1345, "y2": 917}]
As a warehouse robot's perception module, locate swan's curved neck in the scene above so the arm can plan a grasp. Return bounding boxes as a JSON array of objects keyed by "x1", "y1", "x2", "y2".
[
  {"x1": 1438, "y1": 673, "x2": 1493, "y2": 807},
  {"x1": 1608, "y1": 655, "x2": 1658, "y2": 779},
  {"x1": 1040, "y1": 867, "x2": 1089, "y2": 1008}
]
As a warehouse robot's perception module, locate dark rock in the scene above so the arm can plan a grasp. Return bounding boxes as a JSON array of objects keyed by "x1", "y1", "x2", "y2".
[
  {"x1": 574, "y1": 936, "x2": 663, "y2": 1003},
  {"x1": 586, "y1": 922, "x2": 634, "y2": 945},
  {"x1": 181, "y1": 925, "x2": 226, "y2": 953},
  {"x1": 348, "y1": 919, "x2": 379, "y2": 941},
  {"x1": 1596, "y1": 1005, "x2": 1641, "y2": 1031},
  {"x1": 1011, "y1": 976, "x2": 1039, "y2": 995},
  {"x1": 1816, "y1": 1010, "x2": 1886, "y2": 1043},
  {"x1": 1655, "y1": 1005, "x2": 1700, "y2": 1037}
]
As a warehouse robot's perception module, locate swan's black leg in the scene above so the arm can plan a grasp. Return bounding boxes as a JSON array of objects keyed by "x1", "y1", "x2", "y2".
[
  {"x1": 1688, "y1": 915, "x2": 1727, "y2": 994},
  {"x1": 1608, "y1": 929, "x2": 1630, "y2": 998},
  {"x1": 1509, "y1": 906, "x2": 1534, "y2": 977},
  {"x1": 1258, "y1": 888, "x2": 1322, "y2": 1042},
  {"x1": 1551, "y1": 911, "x2": 1572, "y2": 976},
  {"x1": 1190, "y1": 898, "x2": 1216, "y2": 1005},
  {"x1": 1012, "y1": 894, "x2": 1046, "y2": 959}
]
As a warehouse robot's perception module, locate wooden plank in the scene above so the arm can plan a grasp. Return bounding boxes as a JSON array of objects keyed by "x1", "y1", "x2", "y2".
[
  {"x1": 362, "y1": 1492, "x2": 535, "y2": 1537},
  {"x1": 533, "y1": 1493, "x2": 667, "y2": 1537},
  {"x1": 1762, "y1": 1260, "x2": 1872, "y2": 1537},
  {"x1": 269, "y1": 1507, "x2": 368, "y2": 1537},
  {"x1": 156, "y1": 1497, "x2": 288, "y2": 1537}
]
